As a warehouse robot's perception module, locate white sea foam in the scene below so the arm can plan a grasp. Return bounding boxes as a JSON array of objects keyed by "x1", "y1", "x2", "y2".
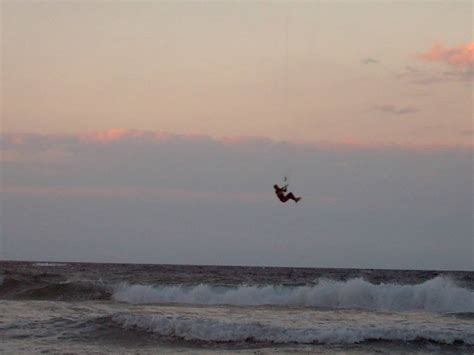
[
  {"x1": 112, "y1": 312, "x2": 474, "y2": 345},
  {"x1": 113, "y1": 276, "x2": 474, "y2": 313}
]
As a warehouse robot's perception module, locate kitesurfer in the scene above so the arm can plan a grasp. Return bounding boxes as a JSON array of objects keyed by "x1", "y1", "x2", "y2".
[{"x1": 273, "y1": 184, "x2": 301, "y2": 203}]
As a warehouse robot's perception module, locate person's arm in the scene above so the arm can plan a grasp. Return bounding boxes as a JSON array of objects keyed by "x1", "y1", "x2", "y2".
[{"x1": 282, "y1": 185, "x2": 288, "y2": 191}]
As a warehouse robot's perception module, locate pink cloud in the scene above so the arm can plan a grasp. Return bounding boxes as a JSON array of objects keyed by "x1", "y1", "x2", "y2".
[
  {"x1": 3, "y1": 134, "x2": 28, "y2": 145},
  {"x1": 80, "y1": 128, "x2": 171, "y2": 143},
  {"x1": 2, "y1": 129, "x2": 473, "y2": 153},
  {"x1": 419, "y1": 42, "x2": 474, "y2": 67}
]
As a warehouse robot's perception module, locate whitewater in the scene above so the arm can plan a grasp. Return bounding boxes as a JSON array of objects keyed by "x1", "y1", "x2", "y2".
[
  {"x1": 113, "y1": 276, "x2": 474, "y2": 313},
  {"x1": 1, "y1": 261, "x2": 473, "y2": 354}
]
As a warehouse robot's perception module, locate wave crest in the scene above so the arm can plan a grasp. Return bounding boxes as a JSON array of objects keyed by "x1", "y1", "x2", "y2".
[{"x1": 113, "y1": 276, "x2": 474, "y2": 312}]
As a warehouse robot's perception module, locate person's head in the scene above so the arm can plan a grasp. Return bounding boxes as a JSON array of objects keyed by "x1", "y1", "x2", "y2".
[{"x1": 273, "y1": 184, "x2": 278, "y2": 190}]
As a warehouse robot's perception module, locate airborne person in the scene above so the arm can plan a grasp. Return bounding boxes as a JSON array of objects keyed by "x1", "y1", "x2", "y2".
[{"x1": 273, "y1": 183, "x2": 302, "y2": 203}]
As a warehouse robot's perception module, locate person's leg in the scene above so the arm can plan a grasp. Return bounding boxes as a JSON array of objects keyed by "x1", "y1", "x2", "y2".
[
  {"x1": 286, "y1": 193, "x2": 298, "y2": 202},
  {"x1": 287, "y1": 193, "x2": 302, "y2": 203}
]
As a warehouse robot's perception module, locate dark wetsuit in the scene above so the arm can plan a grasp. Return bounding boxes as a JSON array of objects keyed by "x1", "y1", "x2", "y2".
[{"x1": 274, "y1": 184, "x2": 300, "y2": 203}]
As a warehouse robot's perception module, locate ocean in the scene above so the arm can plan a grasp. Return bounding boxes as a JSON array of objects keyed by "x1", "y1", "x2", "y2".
[{"x1": 0, "y1": 261, "x2": 473, "y2": 354}]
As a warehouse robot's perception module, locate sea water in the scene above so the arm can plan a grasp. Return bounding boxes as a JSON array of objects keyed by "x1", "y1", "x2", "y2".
[{"x1": 0, "y1": 261, "x2": 473, "y2": 354}]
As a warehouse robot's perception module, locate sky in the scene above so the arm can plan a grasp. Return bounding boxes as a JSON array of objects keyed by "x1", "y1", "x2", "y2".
[{"x1": 1, "y1": 1, "x2": 473, "y2": 270}]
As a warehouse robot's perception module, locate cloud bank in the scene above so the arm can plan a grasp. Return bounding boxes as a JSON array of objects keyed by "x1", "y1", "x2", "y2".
[
  {"x1": 2, "y1": 128, "x2": 471, "y2": 153},
  {"x1": 1, "y1": 129, "x2": 472, "y2": 269}
]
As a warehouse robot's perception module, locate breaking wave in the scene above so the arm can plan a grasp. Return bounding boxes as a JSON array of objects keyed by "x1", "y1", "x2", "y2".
[
  {"x1": 2, "y1": 274, "x2": 472, "y2": 312},
  {"x1": 111, "y1": 313, "x2": 473, "y2": 345},
  {"x1": 113, "y1": 276, "x2": 474, "y2": 313}
]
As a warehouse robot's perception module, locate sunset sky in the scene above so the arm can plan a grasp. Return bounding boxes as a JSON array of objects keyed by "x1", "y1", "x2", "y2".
[
  {"x1": 3, "y1": 0, "x2": 472, "y2": 144},
  {"x1": 1, "y1": 1, "x2": 472, "y2": 270}
]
